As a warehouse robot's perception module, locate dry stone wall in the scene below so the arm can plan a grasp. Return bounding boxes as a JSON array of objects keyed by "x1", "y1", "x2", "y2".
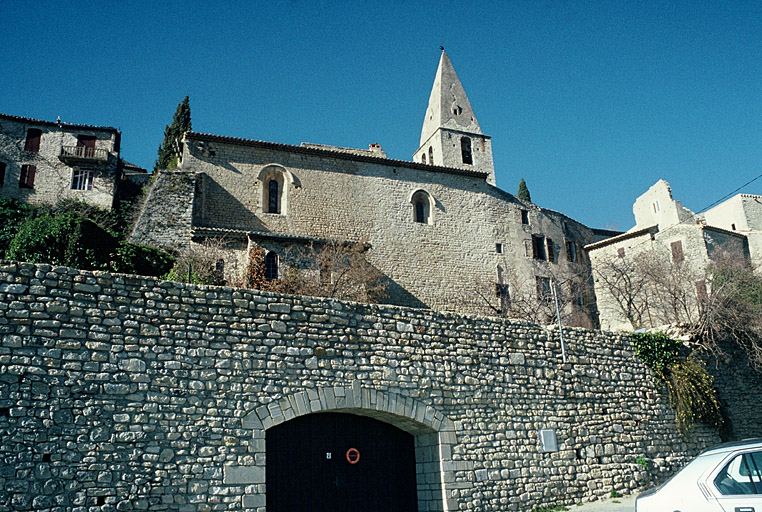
[{"x1": 1, "y1": 262, "x2": 758, "y2": 512}]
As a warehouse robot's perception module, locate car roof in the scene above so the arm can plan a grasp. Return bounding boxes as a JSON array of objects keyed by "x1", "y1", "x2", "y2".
[{"x1": 700, "y1": 438, "x2": 762, "y2": 456}]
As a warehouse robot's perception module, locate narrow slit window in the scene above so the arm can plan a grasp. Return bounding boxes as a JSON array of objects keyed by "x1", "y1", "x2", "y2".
[
  {"x1": 268, "y1": 180, "x2": 279, "y2": 214},
  {"x1": 428, "y1": 146, "x2": 433, "y2": 165},
  {"x1": 264, "y1": 251, "x2": 279, "y2": 280},
  {"x1": 460, "y1": 137, "x2": 472, "y2": 165},
  {"x1": 521, "y1": 209, "x2": 529, "y2": 225},
  {"x1": 0, "y1": 162, "x2": 6, "y2": 187}
]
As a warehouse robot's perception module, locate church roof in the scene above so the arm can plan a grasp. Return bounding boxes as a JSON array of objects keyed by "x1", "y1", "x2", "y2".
[{"x1": 420, "y1": 51, "x2": 482, "y2": 146}]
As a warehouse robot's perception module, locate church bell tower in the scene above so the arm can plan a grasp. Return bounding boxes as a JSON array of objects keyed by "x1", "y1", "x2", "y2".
[{"x1": 413, "y1": 50, "x2": 496, "y2": 185}]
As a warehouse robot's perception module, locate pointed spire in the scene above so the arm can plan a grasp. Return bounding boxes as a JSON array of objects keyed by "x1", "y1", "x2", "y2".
[{"x1": 420, "y1": 51, "x2": 482, "y2": 147}]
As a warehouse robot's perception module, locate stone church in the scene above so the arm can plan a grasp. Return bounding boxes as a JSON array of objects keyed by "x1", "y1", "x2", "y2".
[{"x1": 132, "y1": 51, "x2": 616, "y2": 327}]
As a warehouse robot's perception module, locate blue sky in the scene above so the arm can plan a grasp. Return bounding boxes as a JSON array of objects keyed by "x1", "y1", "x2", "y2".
[{"x1": 2, "y1": 1, "x2": 761, "y2": 231}]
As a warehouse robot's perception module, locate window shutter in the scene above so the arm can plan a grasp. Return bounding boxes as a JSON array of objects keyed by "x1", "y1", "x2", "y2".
[
  {"x1": 671, "y1": 241, "x2": 684, "y2": 263},
  {"x1": 24, "y1": 129, "x2": 41, "y2": 152},
  {"x1": 546, "y1": 239, "x2": 555, "y2": 263}
]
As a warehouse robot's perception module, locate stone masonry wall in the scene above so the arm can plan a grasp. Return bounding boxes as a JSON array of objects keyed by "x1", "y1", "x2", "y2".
[
  {"x1": 129, "y1": 171, "x2": 197, "y2": 252},
  {"x1": 2, "y1": 262, "x2": 759, "y2": 512}
]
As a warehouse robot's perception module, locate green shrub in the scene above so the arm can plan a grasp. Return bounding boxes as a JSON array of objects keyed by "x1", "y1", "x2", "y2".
[
  {"x1": 111, "y1": 241, "x2": 173, "y2": 277},
  {"x1": 0, "y1": 198, "x2": 35, "y2": 258},
  {"x1": 8, "y1": 212, "x2": 116, "y2": 269}
]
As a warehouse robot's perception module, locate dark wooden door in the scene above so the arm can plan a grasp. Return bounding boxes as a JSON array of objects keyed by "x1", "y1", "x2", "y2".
[
  {"x1": 266, "y1": 412, "x2": 418, "y2": 512},
  {"x1": 77, "y1": 135, "x2": 96, "y2": 157}
]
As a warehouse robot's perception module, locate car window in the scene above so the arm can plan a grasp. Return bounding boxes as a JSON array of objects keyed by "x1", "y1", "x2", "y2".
[{"x1": 714, "y1": 451, "x2": 762, "y2": 495}]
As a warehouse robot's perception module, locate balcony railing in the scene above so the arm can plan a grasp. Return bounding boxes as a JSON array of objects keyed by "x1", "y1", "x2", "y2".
[{"x1": 60, "y1": 145, "x2": 109, "y2": 163}]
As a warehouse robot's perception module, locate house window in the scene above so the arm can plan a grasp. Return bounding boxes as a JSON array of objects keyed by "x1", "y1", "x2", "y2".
[
  {"x1": 532, "y1": 235, "x2": 546, "y2": 260},
  {"x1": 411, "y1": 190, "x2": 431, "y2": 224},
  {"x1": 671, "y1": 240, "x2": 684, "y2": 264},
  {"x1": 521, "y1": 209, "x2": 529, "y2": 225},
  {"x1": 731, "y1": 223, "x2": 736, "y2": 231},
  {"x1": 428, "y1": 146, "x2": 433, "y2": 165},
  {"x1": 460, "y1": 137, "x2": 472, "y2": 165},
  {"x1": 565, "y1": 240, "x2": 577, "y2": 262},
  {"x1": 24, "y1": 129, "x2": 42, "y2": 152},
  {"x1": 71, "y1": 169, "x2": 93, "y2": 190},
  {"x1": 617, "y1": 247, "x2": 625, "y2": 258},
  {"x1": 496, "y1": 243, "x2": 503, "y2": 254},
  {"x1": 536, "y1": 276, "x2": 552, "y2": 302},
  {"x1": 268, "y1": 180, "x2": 279, "y2": 214},
  {"x1": 0, "y1": 162, "x2": 5, "y2": 187},
  {"x1": 264, "y1": 251, "x2": 279, "y2": 280},
  {"x1": 76, "y1": 135, "x2": 97, "y2": 158},
  {"x1": 19, "y1": 164, "x2": 36, "y2": 189}
]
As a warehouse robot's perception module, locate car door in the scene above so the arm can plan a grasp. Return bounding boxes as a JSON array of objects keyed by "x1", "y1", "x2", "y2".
[{"x1": 710, "y1": 449, "x2": 762, "y2": 512}]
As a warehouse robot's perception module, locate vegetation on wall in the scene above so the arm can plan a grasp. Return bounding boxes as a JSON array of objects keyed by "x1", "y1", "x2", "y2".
[
  {"x1": 0, "y1": 197, "x2": 172, "y2": 277},
  {"x1": 632, "y1": 331, "x2": 723, "y2": 432},
  {"x1": 154, "y1": 96, "x2": 191, "y2": 172}
]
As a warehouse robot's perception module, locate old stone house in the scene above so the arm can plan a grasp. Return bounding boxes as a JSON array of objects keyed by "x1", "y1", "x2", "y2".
[
  {"x1": 587, "y1": 179, "x2": 753, "y2": 331},
  {"x1": 0, "y1": 112, "x2": 144, "y2": 209},
  {"x1": 132, "y1": 51, "x2": 617, "y2": 326}
]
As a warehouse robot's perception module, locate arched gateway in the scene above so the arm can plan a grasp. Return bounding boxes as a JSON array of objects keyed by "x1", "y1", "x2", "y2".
[{"x1": 227, "y1": 383, "x2": 464, "y2": 511}]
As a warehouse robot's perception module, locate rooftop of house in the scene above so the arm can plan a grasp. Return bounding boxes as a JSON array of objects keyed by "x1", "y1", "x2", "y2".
[{"x1": 0, "y1": 112, "x2": 119, "y2": 133}]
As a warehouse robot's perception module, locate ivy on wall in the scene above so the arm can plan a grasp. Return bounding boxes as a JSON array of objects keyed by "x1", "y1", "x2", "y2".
[{"x1": 632, "y1": 332, "x2": 723, "y2": 433}]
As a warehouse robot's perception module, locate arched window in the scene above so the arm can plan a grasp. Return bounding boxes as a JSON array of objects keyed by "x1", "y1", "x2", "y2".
[
  {"x1": 258, "y1": 164, "x2": 295, "y2": 216},
  {"x1": 422, "y1": 153, "x2": 427, "y2": 164},
  {"x1": 411, "y1": 190, "x2": 432, "y2": 224},
  {"x1": 428, "y1": 146, "x2": 433, "y2": 165},
  {"x1": 460, "y1": 137, "x2": 472, "y2": 165},
  {"x1": 264, "y1": 251, "x2": 279, "y2": 280},
  {"x1": 268, "y1": 180, "x2": 279, "y2": 213}
]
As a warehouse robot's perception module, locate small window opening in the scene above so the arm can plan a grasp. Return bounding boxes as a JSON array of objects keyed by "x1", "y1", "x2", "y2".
[
  {"x1": 0, "y1": 407, "x2": 9, "y2": 417},
  {"x1": 0, "y1": 161, "x2": 6, "y2": 187},
  {"x1": 42, "y1": 453, "x2": 51, "y2": 462},
  {"x1": 520, "y1": 209, "x2": 529, "y2": 225},
  {"x1": 24, "y1": 128, "x2": 42, "y2": 152},
  {"x1": 565, "y1": 240, "x2": 577, "y2": 263},
  {"x1": 19, "y1": 164, "x2": 36, "y2": 189},
  {"x1": 495, "y1": 243, "x2": 503, "y2": 254},
  {"x1": 96, "y1": 497, "x2": 106, "y2": 506},
  {"x1": 532, "y1": 235, "x2": 546, "y2": 260},
  {"x1": 617, "y1": 247, "x2": 625, "y2": 258},
  {"x1": 268, "y1": 180, "x2": 279, "y2": 214},
  {"x1": 460, "y1": 137, "x2": 472, "y2": 165},
  {"x1": 264, "y1": 252, "x2": 278, "y2": 280},
  {"x1": 428, "y1": 146, "x2": 433, "y2": 165},
  {"x1": 671, "y1": 240, "x2": 684, "y2": 264},
  {"x1": 411, "y1": 191, "x2": 431, "y2": 224},
  {"x1": 421, "y1": 153, "x2": 426, "y2": 164},
  {"x1": 731, "y1": 223, "x2": 736, "y2": 230}
]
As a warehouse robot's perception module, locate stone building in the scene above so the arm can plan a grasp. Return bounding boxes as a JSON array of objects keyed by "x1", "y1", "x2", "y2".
[
  {"x1": 0, "y1": 112, "x2": 143, "y2": 209},
  {"x1": 132, "y1": 51, "x2": 617, "y2": 327},
  {"x1": 587, "y1": 179, "x2": 752, "y2": 331}
]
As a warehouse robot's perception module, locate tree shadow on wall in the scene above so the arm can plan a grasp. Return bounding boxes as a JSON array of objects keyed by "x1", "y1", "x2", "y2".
[{"x1": 195, "y1": 175, "x2": 267, "y2": 231}]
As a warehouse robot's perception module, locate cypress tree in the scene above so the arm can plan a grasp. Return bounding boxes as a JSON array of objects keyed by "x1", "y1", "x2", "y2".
[
  {"x1": 517, "y1": 178, "x2": 531, "y2": 202},
  {"x1": 154, "y1": 96, "x2": 192, "y2": 172}
]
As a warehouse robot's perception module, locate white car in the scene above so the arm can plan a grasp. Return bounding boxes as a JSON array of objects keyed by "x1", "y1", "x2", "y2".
[{"x1": 636, "y1": 438, "x2": 762, "y2": 512}]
